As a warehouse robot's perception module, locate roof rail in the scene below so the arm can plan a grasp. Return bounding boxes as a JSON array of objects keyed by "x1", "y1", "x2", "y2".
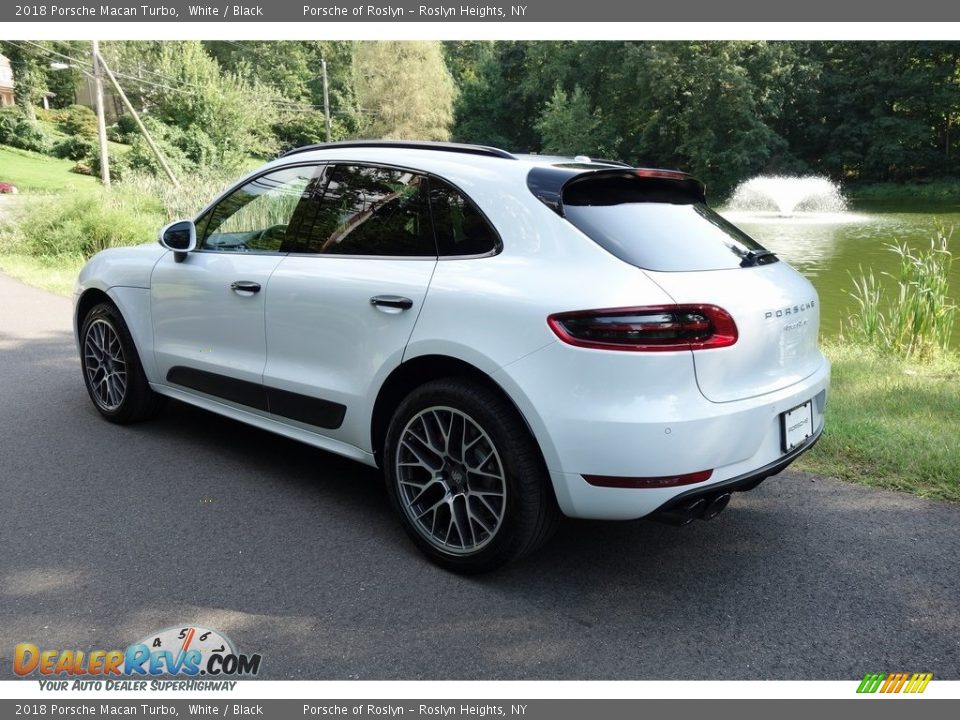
[{"x1": 280, "y1": 140, "x2": 516, "y2": 160}]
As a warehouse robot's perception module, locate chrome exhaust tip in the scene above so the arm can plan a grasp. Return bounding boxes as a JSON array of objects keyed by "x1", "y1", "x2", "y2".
[{"x1": 700, "y1": 492, "x2": 731, "y2": 521}]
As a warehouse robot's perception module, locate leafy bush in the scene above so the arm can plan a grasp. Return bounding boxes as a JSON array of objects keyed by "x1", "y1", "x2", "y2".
[
  {"x1": 0, "y1": 108, "x2": 51, "y2": 154},
  {"x1": 0, "y1": 107, "x2": 20, "y2": 144},
  {"x1": 53, "y1": 136, "x2": 97, "y2": 161},
  {"x1": 86, "y1": 148, "x2": 131, "y2": 182},
  {"x1": 125, "y1": 135, "x2": 187, "y2": 176},
  {"x1": 57, "y1": 105, "x2": 99, "y2": 139}
]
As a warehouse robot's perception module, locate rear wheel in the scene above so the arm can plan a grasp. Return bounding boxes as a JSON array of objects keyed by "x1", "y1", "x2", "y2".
[
  {"x1": 80, "y1": 302, "x2": 163, "y2": 424},
  {"x1": 384, "y1": 378, "x2": 559, "y2": 573}
]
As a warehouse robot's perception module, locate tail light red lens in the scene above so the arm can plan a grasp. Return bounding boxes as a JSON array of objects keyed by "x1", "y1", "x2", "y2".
[{"x1": 547, "y1": 304, "x2": 737, "y2": 351}]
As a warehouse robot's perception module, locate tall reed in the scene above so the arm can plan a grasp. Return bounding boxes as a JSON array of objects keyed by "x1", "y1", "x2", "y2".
[{"x1": 846, "y1": 228, "x2": 956, "y2": 360}]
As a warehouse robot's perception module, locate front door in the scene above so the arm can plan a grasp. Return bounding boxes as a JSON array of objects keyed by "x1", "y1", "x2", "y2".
[{"x1": 151, "y1": 164, "x2": 321, "y2": 411}]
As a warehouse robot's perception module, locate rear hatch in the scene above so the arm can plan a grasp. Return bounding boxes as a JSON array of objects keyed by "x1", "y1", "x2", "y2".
[{"x1": 552, "y1": 168, "x2": 823, "y2": 403}]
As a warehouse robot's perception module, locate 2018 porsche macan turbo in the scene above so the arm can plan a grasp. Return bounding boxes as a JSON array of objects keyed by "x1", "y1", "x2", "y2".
[{"x1": 75, "y1": 140, "x2": 829, "y2": 572}]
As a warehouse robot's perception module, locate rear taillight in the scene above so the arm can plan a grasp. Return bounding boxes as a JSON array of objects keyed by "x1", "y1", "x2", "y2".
[{"x1": 547, "y1": 304, "x2": 737, "y2": 352}]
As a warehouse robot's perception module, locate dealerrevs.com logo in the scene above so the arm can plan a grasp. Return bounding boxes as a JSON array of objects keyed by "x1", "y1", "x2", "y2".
[{"x1": 14, "y1": 626, "x2": 261, "y2": 690}]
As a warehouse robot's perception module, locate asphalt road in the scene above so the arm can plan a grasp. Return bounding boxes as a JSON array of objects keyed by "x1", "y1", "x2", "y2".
[{"x1": 1, "y1": 270, "x2": 958, "y2": 680}]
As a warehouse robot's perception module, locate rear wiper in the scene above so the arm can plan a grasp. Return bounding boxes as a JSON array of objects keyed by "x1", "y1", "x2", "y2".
[{"x1": 740, "y1": 249, "x2": 779, "y2": 267}]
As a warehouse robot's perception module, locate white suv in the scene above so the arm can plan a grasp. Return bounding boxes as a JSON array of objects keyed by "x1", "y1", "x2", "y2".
[{"x1": 75, "y1": 141, "x2": 829, "y2": 572}]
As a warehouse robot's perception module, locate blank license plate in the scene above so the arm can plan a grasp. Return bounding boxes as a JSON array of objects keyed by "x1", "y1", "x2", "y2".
[{"x1": 781, "y1": 401, "x2": 814, "y2": 452}]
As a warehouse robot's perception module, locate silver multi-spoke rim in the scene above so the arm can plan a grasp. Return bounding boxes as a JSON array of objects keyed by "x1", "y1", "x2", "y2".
[
  {"x1": 83, "y1": 318, "x2": 127, "y2": 412},
  {"x1": 396, "y1": 406, "x2": 507, "y2": 555}
]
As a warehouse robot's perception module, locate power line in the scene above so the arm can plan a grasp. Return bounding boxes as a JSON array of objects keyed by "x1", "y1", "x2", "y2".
[{"x1": 10, "y1": 39, "x2": 368, "y2": 118}]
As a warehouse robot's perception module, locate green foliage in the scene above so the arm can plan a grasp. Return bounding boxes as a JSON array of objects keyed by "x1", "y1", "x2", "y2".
[
  {"x1": 0, "y1": 41, "x2": 49, "y2": 122},
  {"x1": 107, "y1": 114, "x2": 140, "y2": 144},
  {"x1": 0, "y1": 107, "x2": 21, "y2": 144},
  {"x1": 3, "y1": 187, "x2": 165, "y2": 259},
  {"x1": 120, "y1": 169, "x2": 235, "y2": 221},
  {"x1": 102, "y1": 41, "x2": 279, "y2": 168},
  {"x1": 57, "y1": 104, "x2": 98, "y2": 139},
  {"x1": 52, "y1": 135, "x2": 96, "y2": 161},
  {"x1": 204, "y1": 40, "x2": 363, "y2": 135},
  {"x1": 535, "y1": 85, "x2": 602, "y2": 156},
  {"x1": 353, "y1": 42, "x2": 456, "y2": 141},
  {"x1": 449, "y1": 40, "x2": 960, "y2": 194},
  {"x1": 845, "y1": 229, "x2": 957, "y2": 360},
  {"x1": 86, "y1": 147, "x2": 131, "y2": 182},
  {"x1": 0, "y1": 108, "x2": 51, "y2": 153},
  {"x1": 273, "y1": 111, "x2": 347, "y2": 152}
]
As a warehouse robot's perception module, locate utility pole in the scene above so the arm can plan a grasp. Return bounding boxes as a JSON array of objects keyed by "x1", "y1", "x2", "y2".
[
  {"x1": 91, "y1": 40, "x2": 110, "y2": 188},
  {"x1": 321, "y1": 57, "x2": 331, "y2": 143},
  {"x1": 95, "y1": 51, "x2": 180, "y2": 188}
]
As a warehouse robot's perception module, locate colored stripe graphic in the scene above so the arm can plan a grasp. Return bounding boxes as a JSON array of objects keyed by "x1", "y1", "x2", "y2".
[{"x1": 857, "y1": 672, "x2": 932, "y2": 694}]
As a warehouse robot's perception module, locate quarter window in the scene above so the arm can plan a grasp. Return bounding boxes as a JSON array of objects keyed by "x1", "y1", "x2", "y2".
[
  {"x1": 199, "y1": 166, "x2": 321, "y2": 254},
  {"x1": 428, "y1": 177, "x2": 499, "y2": 256}
]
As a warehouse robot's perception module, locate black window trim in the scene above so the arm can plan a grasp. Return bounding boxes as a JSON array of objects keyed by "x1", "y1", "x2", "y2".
[{"x1": 192, "y1": 160, "x2": 503, "y2": 261}]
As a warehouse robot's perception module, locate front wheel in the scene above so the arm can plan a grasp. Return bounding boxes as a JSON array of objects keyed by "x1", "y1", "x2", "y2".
[
  {"x1": 384, "y1": 378, "x2": 559, "y2": 573},
  {"x1": 80, "y1": 302, "x2": 163, "y2": 424}
]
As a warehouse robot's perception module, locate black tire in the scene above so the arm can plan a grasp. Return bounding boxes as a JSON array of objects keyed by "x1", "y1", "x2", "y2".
[
  {"x1": 80, "y1": 302, "x2": 164, "y2": 424},
  {"x1": 384, "y1": 377, "x2": 559, "y2": 573}
]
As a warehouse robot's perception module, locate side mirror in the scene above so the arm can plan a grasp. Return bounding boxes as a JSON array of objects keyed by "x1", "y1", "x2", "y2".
[{"x1": 158, "y1": 219, "x2": 197, "y2": 262}]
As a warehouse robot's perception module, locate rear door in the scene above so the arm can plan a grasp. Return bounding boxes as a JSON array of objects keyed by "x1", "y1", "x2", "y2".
[
  {"x1": 561, "y1": 171, "x2": 823, "y2": 403},
  {"x1": 262, "y1": 164, "x2": 437, "y2": 448}
]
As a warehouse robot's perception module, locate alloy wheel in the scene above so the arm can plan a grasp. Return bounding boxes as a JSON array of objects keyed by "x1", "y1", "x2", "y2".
[{"x1": 395, "y1": 406, "x2": 507, "y2": 555}]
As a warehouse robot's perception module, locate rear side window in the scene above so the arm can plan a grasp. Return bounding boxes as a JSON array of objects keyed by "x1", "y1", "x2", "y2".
[
  {"x1": 561, "y1": 173, "x2": 773, "y2": 272},
  {"x1": 307, "y1": 164, "x2": 436, "y2": 257},
  {"x1": 428, "y1": 177, "x2": 499, "y2": 257}
]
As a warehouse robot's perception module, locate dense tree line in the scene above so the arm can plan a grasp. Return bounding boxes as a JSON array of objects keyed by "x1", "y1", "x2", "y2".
[
  {"x1": 2, "y1": 40, "x2": 957, "y2": 194},
  {"x1": 446, "y1": 41, "x2": 960, "y2": 194}
]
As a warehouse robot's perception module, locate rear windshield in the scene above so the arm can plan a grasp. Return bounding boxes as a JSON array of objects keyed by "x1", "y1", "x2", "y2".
[{"x1": 562, "y1": 174, "x2": 773, "y2": 272}]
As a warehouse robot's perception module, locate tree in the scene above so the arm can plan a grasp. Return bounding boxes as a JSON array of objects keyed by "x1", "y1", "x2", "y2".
[
  {"x1": 353, "y1": 41, "x2": 456, "y2": 141},
  {"x1": 101, "y1": 41, "x2": 279, "y2": 167},
  {"x1": 0, "y1": 41, "x2": 49, "y2": 121},
  {"x1": 535, "y1": 85, "x2": 602, "y2": 156}
]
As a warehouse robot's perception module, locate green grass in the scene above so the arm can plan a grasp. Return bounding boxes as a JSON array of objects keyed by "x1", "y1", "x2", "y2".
[
  {"x1": 795, "y1": 340, "x2": 960, "y2": 502},
  {"x1": 0, "y1": 145, "x2": 97, "y2": 193},
  {"x1": 0, "y1": 252, "x2": 84, "y2": 296}
]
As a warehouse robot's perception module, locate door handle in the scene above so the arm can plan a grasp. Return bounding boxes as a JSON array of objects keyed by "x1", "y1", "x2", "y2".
[
  {"x1": 370, "y1": 295, "x2": 413, "y2": 310},
  {"x1": 231, "y1": 280, "x2": 261, "y2": 294}
]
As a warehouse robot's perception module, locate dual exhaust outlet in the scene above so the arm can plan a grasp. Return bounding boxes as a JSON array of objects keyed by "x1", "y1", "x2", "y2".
[{"x1": 654, "y1": 492, "x2": 732, "y2": 526}]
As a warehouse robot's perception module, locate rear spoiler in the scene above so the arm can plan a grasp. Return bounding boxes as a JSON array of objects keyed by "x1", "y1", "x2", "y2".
[{"x1": 527, "y1": 166, "x2": 706, "y2": 215}]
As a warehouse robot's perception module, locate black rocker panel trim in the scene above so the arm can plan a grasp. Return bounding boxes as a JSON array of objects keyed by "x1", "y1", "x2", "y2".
[
  {"x1": 167, "y1": 366, "x2": 268, "y2": 411},
  {"x1": 265, "y1": 386, "x2": 346, "y2": 430},
  {"x1": 166, "y1": 366, "x2": 346, "y2": 430}
]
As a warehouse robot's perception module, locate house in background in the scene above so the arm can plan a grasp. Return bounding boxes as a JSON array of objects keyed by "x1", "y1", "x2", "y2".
[{"x1": 0, "y1": 54, "x2": 15, "y2": 107}]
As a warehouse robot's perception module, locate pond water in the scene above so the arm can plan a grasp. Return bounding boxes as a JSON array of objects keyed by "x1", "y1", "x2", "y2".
[{"x1": 717, "y1": 203, "x2": 960, "y2": 345}]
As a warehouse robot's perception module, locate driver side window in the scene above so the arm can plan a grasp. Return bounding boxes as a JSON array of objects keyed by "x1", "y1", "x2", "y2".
[{"x1": 199, "y1": 165, "x2": 322, "y2": 254}]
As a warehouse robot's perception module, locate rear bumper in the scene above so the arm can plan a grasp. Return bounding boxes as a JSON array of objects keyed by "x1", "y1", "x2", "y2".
[
  {"x1": 652, "y1": 423, "x2": 822, "y2": 516},
  {"x1": 493, "y1": 342, "x2": 830, "y2": 520}
]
